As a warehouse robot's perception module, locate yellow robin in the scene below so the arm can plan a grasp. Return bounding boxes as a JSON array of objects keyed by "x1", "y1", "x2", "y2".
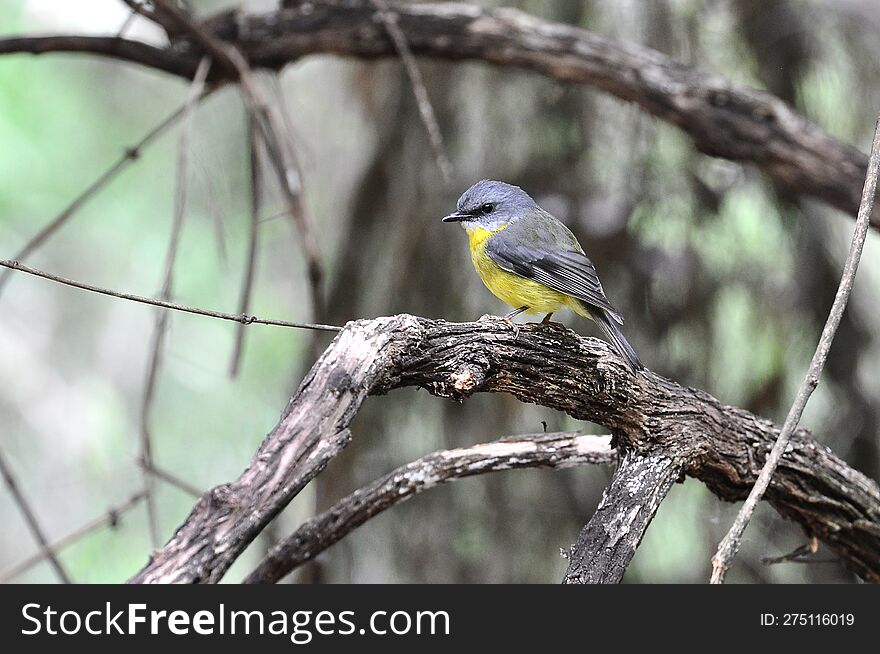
[{"x1": 442, "y1": 180, "x2": 643, "y2": 371}]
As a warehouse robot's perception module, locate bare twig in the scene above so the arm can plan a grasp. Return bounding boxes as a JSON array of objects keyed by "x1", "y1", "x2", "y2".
[
  {"x1": 3, "y1": 5, "x2": 878, "y2": 225},
  {"x1": 138, "y1": 56, "x2": 211, "y2": 547},
  {"x1": 710, "y1": 114, "x2": 880, "y2": 584},
  {"x1": 369, "y1": 0, "x2": 452, "y2": 184},
  {"x1": 0, "y1": 492, "x2": 145, "y2": 583},
  {"x1": 0, "y1": 100, "x2": 205, "y2": 298},
  {"x1": 0, "y1": 448, "x2": 72, "y2": 583},
  {"x1": 231, "y1": 58, "x2": 326, "y2": 326},
  {"x1": 0, "y1": 260, "x2": 340, "y2": 331},
  {"x1": 761, "y1": 536, "x2": 821, "y2": 566},
  {"x1": 229, "y1": 114, "x2": 262, "y2": 377},
  {"x1": 118, "y1": 0, "x2": 155, "y2": 25},
  {"x1": 201, "y1": 170, "x2": 229, "y2": 266},
  {"x1": 137, "y1": 458, "x2": 202, "y2": 498},
  {"x1": 244, "y1": 432, "x2": 614, "y2": 583},
  {"x1": 139, "y1": 1, "x2": 328, "y2": 339}
]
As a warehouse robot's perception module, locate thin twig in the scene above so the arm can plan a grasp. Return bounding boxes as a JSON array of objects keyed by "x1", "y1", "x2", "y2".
[
  {"x1": 0, "y1": 448, "x2": 72, "y2": 583},
  {"x1": 263, "y1": 74, "x2": 325, "y2": 330},
  {"x1": 0, "y1": 260, "x2": 340, "y2": 331},
  {"x1": 119, "y1": 0, "x2": 155, "y2": 24},
  {"x1": 710, "y1": 114, "x2": 880, "y2": 584},
  {"x1": 369, "y1": 0, "x2": 452, "y2": 185},
  {"x1": 137, "y1": 458, "x2": 202, "y2": 498},
  {"x1": 203, "y1": 169, "x2": 230, "y2": 267},
  {"x1": 244, "y1": 432, "x2": 614, "y2": 584},
  {"x1": 229, "y1": 113, "x2": 262, "y2": 377},
  {"x1": 2, "y1": 5, "x2": 880, "y2": 227},
  {"x1": 761, "y1": 536, "x2": 820, "y2": 566},
  {"x1": 0, "y1": 99, "x2": 207, "y2": 298},
  {"x1": 0, "y1": 491, "x2": 145, "y2": 583},
  {"x1": 137, "y1": 1, "x2": 327, "y2": 338},
  {"x1": 232, "y1": 58, "x2": 326, "y2": 326},
  {"x1": 139, "y1": 56, "x2": 211, "y2": 546}
]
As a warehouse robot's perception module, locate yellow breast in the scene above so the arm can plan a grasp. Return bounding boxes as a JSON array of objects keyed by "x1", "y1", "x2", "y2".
[{"x1": 467, "y1": 226, "x2": 570, "y2": 314}]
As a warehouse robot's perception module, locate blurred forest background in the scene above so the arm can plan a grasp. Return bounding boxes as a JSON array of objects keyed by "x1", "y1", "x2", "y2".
[{"x1": 2, "y1": 0, "x2": 880, "y2": 584}]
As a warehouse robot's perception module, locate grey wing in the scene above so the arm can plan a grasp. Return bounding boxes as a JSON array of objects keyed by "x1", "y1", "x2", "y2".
[{"x1": 486, "y1": 225, "x2": 623, "y2": 324}]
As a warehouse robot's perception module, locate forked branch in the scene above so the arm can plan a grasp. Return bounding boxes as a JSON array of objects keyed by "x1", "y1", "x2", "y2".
[
  {"x1": 245, "y1": 432, "x2": 615, "y2": 584},
  {"x1": 128, "y1": 316, "x2": 880, "y2": 584}
]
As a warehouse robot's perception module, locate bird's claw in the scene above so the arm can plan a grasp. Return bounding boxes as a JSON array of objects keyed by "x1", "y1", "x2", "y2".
[{"x1": 502, "y1": 317, "x2": 521, "y2": 341}]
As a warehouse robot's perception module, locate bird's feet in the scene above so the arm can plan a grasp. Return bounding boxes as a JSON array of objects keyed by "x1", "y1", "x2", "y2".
[
  {"x1": 477, "y1": 307, "x2": 528, "y2": 340},
  {"x1": 502, "y1": 317, "x2": 521, "y2": 341},
  {"x1": 502, "y1": 306, "x2": 528, "y2": 341},
  {"x1": 538, "y1": 312, "x2": 565, "y2": 330}
]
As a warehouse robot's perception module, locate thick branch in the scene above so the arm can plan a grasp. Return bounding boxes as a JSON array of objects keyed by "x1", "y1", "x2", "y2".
[
  {"x1": 563, "y1": 451, "x2": 682, "y2": 584},
  {"x1": 129, "y1": 315, "x2": 423, "y2": 583},
  {"x1": 1, "y1": 1, "x2": 875, "y2": 223},
  {"x1": 244, "y1": 432, "x2": 615, "y2": 584},
  {"x1": 131, "y1": 315, "x2": 880, "y2": 583},
  {"x1": 387, "y1": 318, "x2": 880, "y2": 581}
]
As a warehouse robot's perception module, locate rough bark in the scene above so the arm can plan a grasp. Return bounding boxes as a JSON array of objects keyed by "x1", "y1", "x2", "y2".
[
  {"x1": 244, "y1": 433, "x2": 616, "y2": 584},
  {"x1": 562, "y1": 451, "x2": 682, "y2": 584},
  {"x1": 129, "y1": 315, "x2": 423, "y2": 583},
  {"x1": 1, "y1": 1, "x2": 875, "y2": 224},
  {"x1": 130, "y1": 315, "x2": 880, "y2": 583}
]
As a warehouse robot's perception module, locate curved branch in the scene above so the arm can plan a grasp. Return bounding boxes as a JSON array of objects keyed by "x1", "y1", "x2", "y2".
[
  {"x1": 244, "y1": 432, "x2": 615, "y2": 584},
  {"x1": 129, "y1": 315, "x2": 424, "y2": 583},
  {"x1": 130, "y1": 315, "x2": 880, "y2": 583},
  {"x1": 563, "y1": 451, "x2": 681, "y2": 584},
  {"x1": 390, "y1": 318, "x2": 880, "y2": 582},
  {"x1": 1, "y1": 1, "x2": 875, "y2": 224}
]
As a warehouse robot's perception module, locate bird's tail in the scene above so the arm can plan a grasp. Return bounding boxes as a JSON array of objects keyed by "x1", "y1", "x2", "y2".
[{"x1": 591, "y1": 308, "x2": 644, "y2": 372}]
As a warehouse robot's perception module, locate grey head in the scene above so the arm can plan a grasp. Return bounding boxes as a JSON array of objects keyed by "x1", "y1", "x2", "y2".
[{"x1": 442, "y1": 180, "x2": 538, "y2": 231}]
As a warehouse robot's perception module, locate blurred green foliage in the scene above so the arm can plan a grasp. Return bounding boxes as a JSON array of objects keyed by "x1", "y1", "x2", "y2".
[{"x1": 1, "y1": 0, "x2": 879, "y2": 584}]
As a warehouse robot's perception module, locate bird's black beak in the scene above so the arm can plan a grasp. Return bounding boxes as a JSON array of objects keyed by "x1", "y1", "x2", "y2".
[{"x1": 441, "y1": 212, "x2": 469, "y2": 223}]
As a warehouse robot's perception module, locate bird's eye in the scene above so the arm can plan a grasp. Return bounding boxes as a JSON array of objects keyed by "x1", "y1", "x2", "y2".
[{"x1": 480, "y1": 203, "x2": 494, "y2": 214}]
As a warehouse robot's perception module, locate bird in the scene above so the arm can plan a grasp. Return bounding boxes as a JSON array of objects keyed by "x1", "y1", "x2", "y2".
[{"x1": 442, "y1": 179, "x2": 643, "y2": 372}]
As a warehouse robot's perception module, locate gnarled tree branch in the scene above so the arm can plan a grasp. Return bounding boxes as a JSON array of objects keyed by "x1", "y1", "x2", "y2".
[
  {"x1": 244, "y1": 432, "x2": 616, "y2": 584},
  {"x1": 129, "y1": 315, "x2": 880, "y2": 584},
  {"x1": 129, "y1": 315, "x2": 424, "y2": 583},
  {"x1": 563, "y1": 451, "x2": 681, "y2": 584},
  {"x1": 1, "y1": 1, "x2": 875, "y2": 224}
]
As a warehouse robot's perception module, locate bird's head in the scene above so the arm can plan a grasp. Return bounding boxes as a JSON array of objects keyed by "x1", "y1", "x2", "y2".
[{"x1": 442, "y1": 180, "x2": 538, "y2": 232}]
